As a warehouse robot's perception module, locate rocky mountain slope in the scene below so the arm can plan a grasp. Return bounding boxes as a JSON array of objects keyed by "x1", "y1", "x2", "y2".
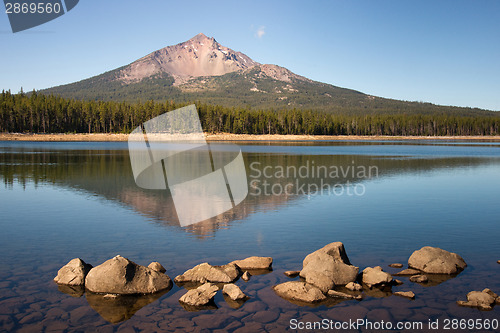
[
  {"x1": 40, "y1": 33, "x2": 494, "y2": 116},
  {"x1": 117, "y1": 33, "x2": 258, "y2": 84}
]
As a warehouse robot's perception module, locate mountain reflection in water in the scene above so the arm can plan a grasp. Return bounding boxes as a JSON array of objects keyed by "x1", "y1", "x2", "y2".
[{"x1": 1, "y1": 142, "x2": 498, "y2": 238}]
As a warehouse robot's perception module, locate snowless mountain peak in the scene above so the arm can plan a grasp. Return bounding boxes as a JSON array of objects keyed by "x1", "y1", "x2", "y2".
[{"x1": 118, "y1": 33, "x2": 260, "y2": 84}]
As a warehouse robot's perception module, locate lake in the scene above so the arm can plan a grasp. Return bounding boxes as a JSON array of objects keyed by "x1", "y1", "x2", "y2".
[{"x1": 1, "y1": 140, "x2": 500, "y2": 332}]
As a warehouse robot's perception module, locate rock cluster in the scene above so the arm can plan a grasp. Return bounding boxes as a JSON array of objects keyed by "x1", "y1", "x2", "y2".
[
  {"x1": 457, "y1": 288, "x2": 500, "y2": 311},
  {"x1": 174, "y1": 263, "x2": 241, "y2": 284},
  {"x1": 85, "y1": 256, "x2": 172, "y2": 295},
  {"x1": 299, "y1": 242, "x2": 359, "y2": 292},
  {"x1": 275, "y1": 242, "x2": 361, "y2": 304},
  {"x1": 274, "y1": 244, "x2": 475, "y2": 306},
  {"x1": 179, "y1": 283, "x2": 219, "y2": 307},
  {"x1": 54, "y1": 244, "x2": 497, "y2": 319},
  {"x1": 54, "y1": 255, "x2": 173, "y2": 323},
  {"x1": 175, "y1": 256, "x2": 272, "y2": 310},
  {"x1": 54, "y1": 256, "x2": 172, "y2": 295}
]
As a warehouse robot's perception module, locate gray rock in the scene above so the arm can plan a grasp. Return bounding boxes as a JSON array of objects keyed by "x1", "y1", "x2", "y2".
[
  {"x1": 85, "y1": 255, "x2": 172, "y2": 294},
  {"x1": 179, "y1": 283, "x2": 219, "y2": 307},
  {"x1": 147, "y1": 262, "x2": 166, "y2": 274},
  {"x1": 362, "y1": 266, "x2": 393, "y2": 288},
  {"x1": 457, "y1": 289, "x2": 497, "y2": 311},
  {"x1": 299, "y1": 242, "x2": 358, "y2": 292},
  {"x1": 222, "y1": 284, "x2": 248, "y2": 301},
  {"x1": 54, "y1": 258, "x2": 92, "y2": 286},
  {"x1": 174, "y1": 262, "x2": 241, "y2": 284},
  {"x1": 394, "y1": 291, "x2": 415, "y2": 299},
  {"x1": 231, "y1": 257, "x2": 272, "y2": 270},
  {"x1": 273, "y1": 281, "x2": 326, "y2": 303},
  {"x1": 241, "y1": 271, "x2": 251, "y2": 281},
  {"x1": 409, "y1": 274, "x2": 428, "y2": 283},
  {"x1": 345, "y1": 282, "x2": 363, "y2": 291},
  {"x1": 327, "y1": 290, "x2": 362, "y2": 300},
  {"x1": 408, "y1": 246, "x2": 467, "y2": 274}
]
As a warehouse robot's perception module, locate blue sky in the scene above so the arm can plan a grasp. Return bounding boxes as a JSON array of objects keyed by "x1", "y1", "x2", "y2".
[{"x1": 1, "y1": 0, "x2": 499, "y2": 110}]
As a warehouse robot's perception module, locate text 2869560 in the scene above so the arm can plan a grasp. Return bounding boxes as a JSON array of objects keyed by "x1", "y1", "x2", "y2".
[{"x1": 5, "y1": 2, "x2": 62, "y2": 14}]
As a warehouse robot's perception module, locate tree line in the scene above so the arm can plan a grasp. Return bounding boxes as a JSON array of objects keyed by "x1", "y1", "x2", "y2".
[{"x1": 1, "y1": 90, "x2": 499, "y2": 136}]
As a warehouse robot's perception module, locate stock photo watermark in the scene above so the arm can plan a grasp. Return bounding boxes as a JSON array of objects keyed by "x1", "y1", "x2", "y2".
[
  {"x1": 128, "y1": 105, "x2": 248, "y2": 227},
  {"x1": 3, "y1": 0, "x2": 79, "y2": 33},
  {"x1": 248, "y1": 160, "x2": 379, "y2": 197},
  {"x1": 127, "y1": 105, "x2": 380, "y2": 226}
]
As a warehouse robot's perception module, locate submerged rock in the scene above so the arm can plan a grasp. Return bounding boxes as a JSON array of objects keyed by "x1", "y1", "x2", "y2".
[
  {"x1": 363, "y1": 286, "x2": 393, "y2": 299},
  {"x1": 222, "y1": 283, "x2": 248, "y2": 301},
  {"x1": 388, "y1": 263, "x2": 403, "y2": 268},
  {"x1": 174, "y1": 263, "x2": 241, "y2": 284},
  {"x1": 231, "y1": 256, "x2": 273, "y2": 270},
  {"x1": 179, "y1": 283, "x2": 219, "y2": 307},
  {"x1": 457, "y1": 289, "x2": 498, "y2": 311},
  {"x1": 327, "y1": 290, "x2": 362, "y2": 300},
  {"x1": 394, "y1": 291, "x2": 415, "y2": 299},
  {"x1": 362, "y1": 266, "x2": 393, "y2": 288},
  {"x1": 409, "y1": 274, "x2": 428, "y2": 283},
  {"x1": 148, "y1": 262, "x2": 166, "y2": 274},
  {"x1": 54, "y1": 258, "x2": 92, "y2": 286},
  {"x1": 85, "y1": 255, "x2": 172, "y2": 294},
  {"x1": 273, "y1": 281, "x2": 326, "y2": 303},
  {"x1": 393, "y1": 268, "x2": 421, "y2": 276},
  {"x1": 408, "y1": 246, "x2": 466, "y2": 274},
  {"x1": 299, "y1": 242, "x2": 359, "y2": 293}
]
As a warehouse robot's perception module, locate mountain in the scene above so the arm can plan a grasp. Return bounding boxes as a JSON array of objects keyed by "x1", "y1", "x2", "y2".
[
  {"x1": 40, "y1": 33, "x2": 496, "y2": 116},
  {"x1": 118, "y1": 33, "x2": 258, "y2": 84}
]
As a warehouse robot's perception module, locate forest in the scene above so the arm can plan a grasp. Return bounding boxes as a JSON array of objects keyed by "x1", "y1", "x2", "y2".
[{"x1": 1, "y1": 90, "x2": 499, "y2": 136}]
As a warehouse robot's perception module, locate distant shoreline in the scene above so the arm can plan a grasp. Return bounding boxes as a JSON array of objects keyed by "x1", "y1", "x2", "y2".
[{"x1": 1, "y1": 133, "x2": 500, "y2": 142}]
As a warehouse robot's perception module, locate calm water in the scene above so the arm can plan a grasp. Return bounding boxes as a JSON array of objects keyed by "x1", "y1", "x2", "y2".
[{"x1": 1, "y1": 140, "x2": 500, "y2": 332}]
